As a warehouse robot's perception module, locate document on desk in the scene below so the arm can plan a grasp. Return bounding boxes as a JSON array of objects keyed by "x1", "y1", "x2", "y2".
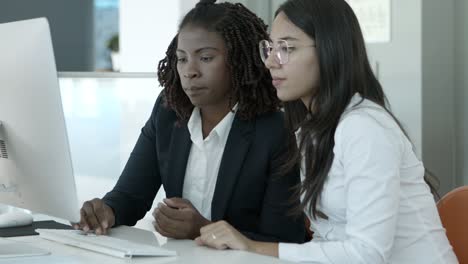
[
  {"x1": 0, "y1": 238, "x2": 50, "y2": 258},
  {"x1": 36, "y1": 226, "x2": 177, "y2": 259}
]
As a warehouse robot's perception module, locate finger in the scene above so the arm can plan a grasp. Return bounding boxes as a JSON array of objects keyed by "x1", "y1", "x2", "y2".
[
  {"x1": 164, "y1": 197, "x2": 192, "y2": 209},
  {"x1": 156, "y1": 207, "x2": 199, "y2": 239},
  {"x1": 153, "y1": 220, "x2": 170, "y2": 237},
  {"x1": 211, "y1": 227, "x2": 249, "y2": 251},
  {"x1": 215, "y1": 243, "x2": 229, "y2": 250},
  {"x1": 153, "y1": 220, "x2": 175, "y2": 238},
  {"x1": 102, "y1": 206, "x2": 115, "y2": 230},
  {"x1": 155, "y1": 208, "x2": 183, "y2": 235},
  {"x1": 200, "y1": 221, "x2": 224, "y2": 235},
  {"x1": 199, "y1": 222, "x2": 233, "y2": 248},
  {"x1": 158, "y1": 203, "x2": 187, "y2": 221},
  {"x1": 200, "y1": 228, "x2": 219, "y2": 243},
  {"x1": 212, "y1": 230, "x2": 231, "y2": 250},
  {"x1": 91, "y1": 202, "x2": 107, "y2": 235},
  {"x1": 71, "y1": 219, "x2": 80, "y2": 230},
  {"x1": 199, "y1": 230, "x2": 229, "y2": 250},
  {"x1": 92, "y1": 201, "x2": 113, "y2": 234},
  {"x1": 81, "y1": 201, "x2": 101, "y2": 232},
  {"x1": 195, "y1": 237, "x2": 204, "y2": 246},
  {"x1": 79, "y1": 204, "x2": 91, "y2": 231}
]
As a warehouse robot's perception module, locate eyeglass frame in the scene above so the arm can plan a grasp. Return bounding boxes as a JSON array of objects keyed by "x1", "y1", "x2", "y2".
[{"x1": 259, "y1": 39, "x2": 316, "y2": 65}]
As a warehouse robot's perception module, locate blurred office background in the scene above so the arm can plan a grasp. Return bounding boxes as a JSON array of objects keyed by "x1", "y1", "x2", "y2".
[{"x1": 0, "y1": 0, "x2": 467, "y2": 225}]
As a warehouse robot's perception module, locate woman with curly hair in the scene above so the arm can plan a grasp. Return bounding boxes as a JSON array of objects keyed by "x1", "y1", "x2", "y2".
[{"x1": 74, "y1": 0, "x2": 306, "y2": 244}]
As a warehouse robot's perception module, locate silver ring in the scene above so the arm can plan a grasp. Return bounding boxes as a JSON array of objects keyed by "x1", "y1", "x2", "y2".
[{"x1": 211, "y1": 233, "x2": 217, "y2": 240}]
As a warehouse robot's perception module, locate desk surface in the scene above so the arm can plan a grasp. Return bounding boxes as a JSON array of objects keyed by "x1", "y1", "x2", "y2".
[{"x1": 2, "y1": 217, "x2": 294, "y2": 264}]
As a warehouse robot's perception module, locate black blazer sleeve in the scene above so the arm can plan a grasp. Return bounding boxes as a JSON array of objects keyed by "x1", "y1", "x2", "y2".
[{"x1": 102, "y1": 96, "x2": 163, "y2": 226}]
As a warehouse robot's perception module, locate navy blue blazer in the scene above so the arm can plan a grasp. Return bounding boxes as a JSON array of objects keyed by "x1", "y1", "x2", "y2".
[{"x1": 103, "y1": 95, "x2": 305, "y2": 243}]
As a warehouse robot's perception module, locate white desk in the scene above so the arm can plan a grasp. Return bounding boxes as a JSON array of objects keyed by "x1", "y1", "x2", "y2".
[{"x1": 1, "y1": 217, "x2": 294, "y2": 264}]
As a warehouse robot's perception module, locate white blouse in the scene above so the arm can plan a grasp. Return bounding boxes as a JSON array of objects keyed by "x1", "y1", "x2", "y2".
[
  {"x1": 182, "y1": 106, "x2": 236, "y2": 220},
  {"x1": 279, "y1": 94, "x2": 458, "y2": 263}
]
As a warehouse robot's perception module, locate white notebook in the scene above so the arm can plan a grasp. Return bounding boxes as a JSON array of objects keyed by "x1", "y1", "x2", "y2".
[{"x1": 36, "y1": 226, "x2": 176, "y2": 259}]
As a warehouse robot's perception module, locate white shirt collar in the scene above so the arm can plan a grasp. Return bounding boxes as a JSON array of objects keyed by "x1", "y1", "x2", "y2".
[
  {"x1": 346, "y1": 93, "x2": 363, "y2": 111},
  {"x1": 187, "y1": 104, "x2": 238, "y2": 145}
]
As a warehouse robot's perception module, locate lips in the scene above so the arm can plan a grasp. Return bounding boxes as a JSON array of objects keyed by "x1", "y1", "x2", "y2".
[
  {"x1": 272, "y1": 78, "x2": 286, "y2": 88},
  {"x1": 184, "y1": 86, "x2": 207, "y2": 96}
]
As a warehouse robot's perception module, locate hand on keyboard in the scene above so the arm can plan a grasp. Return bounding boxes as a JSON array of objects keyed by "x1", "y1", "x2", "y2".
[{"x1": 73, "y1": 198, "x2": 115, "y2": 235}]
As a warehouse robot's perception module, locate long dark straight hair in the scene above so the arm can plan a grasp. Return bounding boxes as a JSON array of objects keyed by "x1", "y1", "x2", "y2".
[{"x1": 277, "y1": 0, "x2": 437, "y2": 219}]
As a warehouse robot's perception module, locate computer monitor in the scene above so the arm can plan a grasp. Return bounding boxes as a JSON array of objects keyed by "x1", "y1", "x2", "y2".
[{"x1": 0, "y1": 18, "x2": 80, "y2": 223}]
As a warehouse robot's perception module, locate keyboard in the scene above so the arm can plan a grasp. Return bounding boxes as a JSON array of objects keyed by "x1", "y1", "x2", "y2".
[{"x1": 35, "y1": 228, "x2": 177, "y2": 259}]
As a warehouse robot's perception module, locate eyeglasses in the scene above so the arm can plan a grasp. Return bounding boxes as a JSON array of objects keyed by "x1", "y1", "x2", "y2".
[{"x1": 259, "y1": 39, "x2": 315, "y2": 65}]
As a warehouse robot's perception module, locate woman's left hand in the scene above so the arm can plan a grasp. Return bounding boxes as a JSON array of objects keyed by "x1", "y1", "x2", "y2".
[{"x1": 195, "y1": 220, "x2": 253, "y2": 251}]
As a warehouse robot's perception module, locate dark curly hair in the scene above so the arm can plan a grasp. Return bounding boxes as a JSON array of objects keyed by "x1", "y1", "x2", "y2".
[{"x1": 157, "y1": 0, "x2": 280, "y2": 121}]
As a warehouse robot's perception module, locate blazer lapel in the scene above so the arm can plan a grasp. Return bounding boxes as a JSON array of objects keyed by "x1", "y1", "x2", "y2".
[
  {"x1": 211, "y1": 116, "x2": 254, "y2": 221},
  {"x1": 166, "y1": 122, "x2": 192, "y2": 198}
]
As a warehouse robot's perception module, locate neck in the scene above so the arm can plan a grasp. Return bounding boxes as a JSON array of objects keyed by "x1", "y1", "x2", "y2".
[
  {"x1": 199, "y1": 100, "x2": 233, "y2": 138},
  {"x1": 301, "y1": 96, "x2": 317, "y2": 114},
  {"x1": 300, "y1": 87, "x2": 319, "y2": 113}
]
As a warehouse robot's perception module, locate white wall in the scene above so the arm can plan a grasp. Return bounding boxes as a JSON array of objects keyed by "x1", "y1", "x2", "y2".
[
  {"x1": 180, "y1": 0, "x2": 199, "y2": 16},
  {"x1": 366, "y1": 0, "x2": 423, "y2": 158},
  {"x1": 118, "y1": 0, "x2": 276, "y2": 73},
  {"x1": 121, "y1": 0, "x2": 248, "y2": 72},
  {"x1": 226, "y1": 0, "x2": 272, "y2": 25},
  {"x1": 455, "y1": 0, "x2": 468, "y2": 186},
  {"x1": 422, "y1": 0, "x2": 456, "y2": 195},
  {"x1": 271, "y1": 0, "x2": 285, "y2": 16},
  {"x1": 119, "y1": 1, "x2": 181, "y2": 72}
]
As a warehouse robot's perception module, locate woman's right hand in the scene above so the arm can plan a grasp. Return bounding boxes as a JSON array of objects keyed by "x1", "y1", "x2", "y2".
[
  {"x1": 195, "y1": 220, "x2": 253, "y2": 251},
  {"x1": 73, "y1": 198, "x2": 115, "y2": 235},
  {"x1": 196, "y1": 221, "x2": 279, "y2": 258}
]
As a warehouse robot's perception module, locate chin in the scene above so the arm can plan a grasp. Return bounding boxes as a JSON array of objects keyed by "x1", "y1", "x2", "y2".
[
  {"x1": 188, "y1": 99, "x2": 207, "y2": 108},
  {"x1": 186, "y1": 96, "x2": 202, "y2": 105},
  {"x1": 277, "y1": 91, "x2": 295, "y2": 102}
]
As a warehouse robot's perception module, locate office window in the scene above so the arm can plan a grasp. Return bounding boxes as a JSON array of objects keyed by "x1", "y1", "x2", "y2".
[{"x1": 94, "y1": 0, "x2": 120, "y2": 71}]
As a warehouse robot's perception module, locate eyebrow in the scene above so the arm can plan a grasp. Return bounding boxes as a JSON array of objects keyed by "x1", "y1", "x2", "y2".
[
  {"x1": 277, "y1": 36, "x2": 301, "y2": 42},
  {"x1": 176, "y1": 47, "x2": 219, "y2": 53}
]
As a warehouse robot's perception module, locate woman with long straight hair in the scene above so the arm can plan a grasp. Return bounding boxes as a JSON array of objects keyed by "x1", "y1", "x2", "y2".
[{"x1": 195, "y1": 0, "x2": 458, "y2": 263}]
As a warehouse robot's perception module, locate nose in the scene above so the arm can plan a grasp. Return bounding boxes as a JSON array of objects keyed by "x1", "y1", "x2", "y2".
[
  {"x1": 264, "y1": 53, "x2": 280, "y2": 70},
  {"x1": 184, "y1": 71, "x2": 199, "y2": 79},
  {"x1": 182, "y1": 61, "x2": 200, "y2": 79}
]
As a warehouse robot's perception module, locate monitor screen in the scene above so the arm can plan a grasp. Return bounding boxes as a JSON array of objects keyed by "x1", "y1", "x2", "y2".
[{"x1": 0, "y1": 18, "x2": 80, "y2": 223}]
